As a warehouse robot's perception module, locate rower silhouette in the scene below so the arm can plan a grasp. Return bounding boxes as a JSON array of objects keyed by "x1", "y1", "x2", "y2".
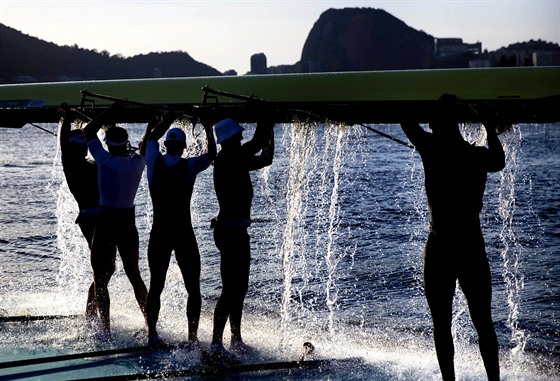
[
  {"x1": 206, "y1": 117, "x2": 274, "y2": 365},
  {"x1": 84, "y1": 104, "x2": 148, "y2": 341},
  {"x1": 400, "y1": 94, "x2": 505, "y2": 381},
  {"x1": 140, "y1": 113, "x2": 216, "y2": 348},
  {"x1": 59, "y1": 105, "x2": 101, "y2": 321}
]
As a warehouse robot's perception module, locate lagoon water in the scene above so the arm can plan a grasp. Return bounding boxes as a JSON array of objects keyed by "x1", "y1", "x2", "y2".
[{"x1": 0, "y1": 122, "x2": 558, "y2": 380}]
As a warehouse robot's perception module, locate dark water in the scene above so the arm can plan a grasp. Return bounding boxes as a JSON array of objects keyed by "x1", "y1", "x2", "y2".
[{"x1": 0, "y1": 122, "x2": 558, "y2": 380}]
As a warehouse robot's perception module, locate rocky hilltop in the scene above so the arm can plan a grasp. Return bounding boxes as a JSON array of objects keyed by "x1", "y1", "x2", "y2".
[{"x1": 300, "y1": 8, "x2": 435, "y2": 71}]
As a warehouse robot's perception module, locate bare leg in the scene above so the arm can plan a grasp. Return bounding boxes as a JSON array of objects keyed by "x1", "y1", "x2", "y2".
[
  {"x1": 229, "y1": 274, "x2": 249, "y2": 344},
  {"x1": 120, "y1": 246, "x2": 148, "y2": 319},
  {"x1": 212, "y1": 293, "x2": 229, "y2": 345},
  {"x1": 424, "y1": 233, "x2": 457, "y2": 381},
  {"x1": 146, "y1": 233, "x2": 171, "y2": 338},
  {"x1": 146, "y1": 272, "x2": 167, "y2": 338},
  {"x1": 460, "y1": 252, "x2": 500, "y2": 381},
  {"x1": 95, "y1": 278, "x2": 111, "y2": 333},
  {"x1": 212, "y1": 226, "x2": 250, "y2": 345},
  {"x1": 178, "y1": 252, "x2": 201, "y2": 341},
  {"x1": 429, "y1": 299, "x2": 456, "y2": 381},
  {"x1": 91, "y1": 234, "x2": 116, "y2": 338},
  {"x1": 80, "y1": 217, "x2": 98, "y2": 319},
  {"x1": 86, "y1": 281, "x2": 97, "y2": 318}
]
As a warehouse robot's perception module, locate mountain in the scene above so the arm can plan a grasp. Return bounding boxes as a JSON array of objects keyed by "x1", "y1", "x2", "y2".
[
  {"x1": 0, "y1": 23, "x2": 222, "y2": 83},
  {"x1": 2, "y1": 9, "x2": 559, "y2": 83},
  {"x1": 300, "y1": 8, "x2": 435, "y2": 71}
]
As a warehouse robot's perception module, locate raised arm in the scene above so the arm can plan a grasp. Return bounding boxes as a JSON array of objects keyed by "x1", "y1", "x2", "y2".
[
  {"x1": 139, "y1": 112, "x2": 177, "y2": 156},
  {"x1": 400, "y1": 121, "x2": 428, "y2": 149},
  {"x1": 202, "y1": 118, "x2": 217, "y2": 158},
  {"x1": 58, "y1": 103, "x2": 73, "y2": 149},
  {"x1": 259, "y1": 120, "x2": 274, "y2": 166},
  {"x1": 481, "y1": 113, "x2": 506, "y2": 173},
  {"x1": 140, "y1": 119, "x2": 158, "y2": 157},
  {"x1": 83, "y1": 103, "x2": 119, "y2": 142},
  {"x1": 244, "y1": 120, "x2": 274, "y2": 171},
  {"x1": 152, "y1": 112, "x2": 178, "y2": 141},
  {"x1": 242, "y1": 111, "x2": 273, "y2": 152}
]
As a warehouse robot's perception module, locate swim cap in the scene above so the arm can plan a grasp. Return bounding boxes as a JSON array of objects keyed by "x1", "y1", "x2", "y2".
[
  {"x1": 104, "y1": 126, "x2": 129, "y2": 147},
  {"x1": 165, "y1": 128, "x2": 186, "y2": 142},
  {"x1": 215, "y1": 118, "x2": 244, "y2": 144}
]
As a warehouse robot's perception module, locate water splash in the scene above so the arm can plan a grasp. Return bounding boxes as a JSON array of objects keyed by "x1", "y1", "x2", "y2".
[
  {"x1": 324, "y1": 123, "x2": 349, "y2": 335},
  {"x1": 278, "y1": 122, "x2": 360, "y2": 340},
  {"x1": 280, "y1": 122, "x2": 318, "y2": 330},
  {"x1": 405, "y1": 132, "x2": 429, "y2": 244},
  {"x1": 51, "y1": 121, "x2": 92, "y2": 308},
  {"x1": 496, "y1": 126, "x2": 528, "y2": 362}
]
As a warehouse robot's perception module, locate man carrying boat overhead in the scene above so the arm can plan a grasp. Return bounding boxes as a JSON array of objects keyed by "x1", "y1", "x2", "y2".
[
  {"x1": 400, "y1": 94, "x2": 505, "y2": 381},
  {"x1": 205, "y1": 117, "x2": 274, "y2": 365},
  {"x1": 140, "y1": 113, "x2": 216, "y2": 348},
  {"x1": 59, "y1": 104, "x2": 104, "y2": 323},
  {"x1": 84, "y1": 103, "x2": 148, "y2": 341}
]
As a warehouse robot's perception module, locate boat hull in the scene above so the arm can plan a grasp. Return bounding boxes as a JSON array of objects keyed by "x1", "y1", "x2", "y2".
[{"x1": 1, "y1": 67, "x2": 559, "y2": 126}]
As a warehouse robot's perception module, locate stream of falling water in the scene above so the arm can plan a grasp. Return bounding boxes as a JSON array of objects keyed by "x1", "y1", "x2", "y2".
[
  {"x1": 496, "y1": 126, "x2": 530, "y2": 369},
  {"x1": 280, "y1": 122, "x2": 319, "y2": 331},
  {"x1": 279, "y1": 122, "x2": 358, "y2": 338},
  {"x1": 52, "y1": 122, "x2": 92, "y2": 305}
]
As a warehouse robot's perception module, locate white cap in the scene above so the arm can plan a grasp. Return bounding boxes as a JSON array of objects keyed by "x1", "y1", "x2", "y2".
[
  {"x1": 104, "y1": 126, "x2": 129, "y2": 147},
  {"x1": 215, "y1": 118, "x2": 244, "y2": 144},
  {"x1": 165, "y1": 128, "x2": 186, "y2": 142}
]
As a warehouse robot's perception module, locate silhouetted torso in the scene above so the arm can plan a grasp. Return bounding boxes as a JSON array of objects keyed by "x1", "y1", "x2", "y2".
[
  {"x1": 214, "y1": 144, "x2": 255, "y2": 221},
  {"x1": 61, "y1": 149, "x2": 99, "y2": 211},
  {"x1": 418, "y1": 134, "x2": 490, "y2": 235}
]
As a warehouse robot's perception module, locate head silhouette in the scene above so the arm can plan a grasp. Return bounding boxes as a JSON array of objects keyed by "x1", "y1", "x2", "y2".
[
  {"x1": 215, "y1": 118, "x2": 244, "y2": 146},
  {"x1": 429, "y1": 94, "x2": 462, "y2": 137},
  {"x1": 163, "y1": 128, "x2": 187, "y2": 156},
  {"x1": 104, "y1": 126, "x2": 129, "y2": 155},
  {"x1": 67, "y1": 130, "x2": 88, "y2": 157}
]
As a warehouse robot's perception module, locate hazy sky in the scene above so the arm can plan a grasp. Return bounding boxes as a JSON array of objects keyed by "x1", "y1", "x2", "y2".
[{"x1": 2, "y1": 0, "x2": 559, "y2": 74}]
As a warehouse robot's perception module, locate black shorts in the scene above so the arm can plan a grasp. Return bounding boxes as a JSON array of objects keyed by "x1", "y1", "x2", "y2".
[{"x1": 91, "y1": 206, "x2": 138, "y2": 264}]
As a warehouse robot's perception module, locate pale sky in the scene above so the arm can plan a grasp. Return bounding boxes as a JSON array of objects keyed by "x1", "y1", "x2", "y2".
[{"x1": 1, "y1": 0, "x2": 559, "y2": 74}]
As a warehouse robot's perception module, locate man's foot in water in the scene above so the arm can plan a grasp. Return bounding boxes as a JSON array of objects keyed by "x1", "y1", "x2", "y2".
[
  {"x1": 202, "y1": 343, "x2": 241, "y2": 366},
  {"x1": 85, "y1": 313, "x2": 101, "y2": 331},
  {"x1": 93, "y1": 328, "x2": 112, "y2": 342},
  {"x1": 147, "y1": 334, "x2": 167, "y2": 348},
  {"x1": 230, "y1": 339, "x2": 254, "y2": 356},
  {"x1": 180, "y1": 339, "x2": 202, "y2": 351},
  {"x1": 133, "y1": 328, "x2": 148, "y2": 340}
]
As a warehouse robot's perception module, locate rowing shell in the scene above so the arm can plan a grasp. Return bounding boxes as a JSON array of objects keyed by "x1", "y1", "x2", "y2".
[{"x1": 0, "y1": 66, "x2": 559, "y2": 127}]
